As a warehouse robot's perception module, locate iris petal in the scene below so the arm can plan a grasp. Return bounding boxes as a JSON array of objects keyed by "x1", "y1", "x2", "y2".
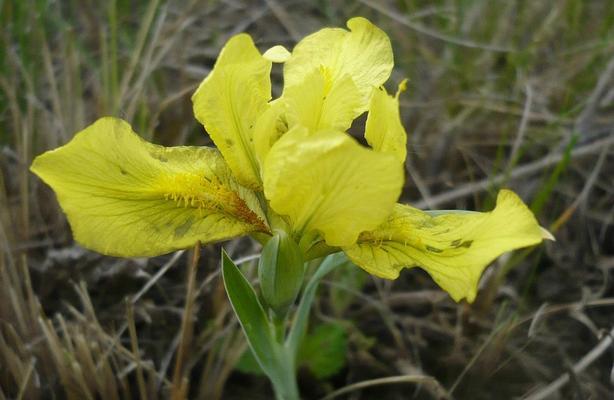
[
  {"x1": 263, "y1": 127, "x2": 403, "y2": 247},
  {"x1": 284, "y1": 17, "x2": 393, "y2": 111},
  {"x1": 192, "y1": 34, "x2": 271, "y2": 189},
  {"x1": 365, "y1": 82, "x2": 408, "y2": 163},
  {"x1": 344, "y1": 190, "x2": 549, "y2": 302},
  {"x1": 31, "y1": 118, "x2": 268, "y2": 257},
  {"x1": 283, "y1": 68, "x2": 362, "y2": 132}
]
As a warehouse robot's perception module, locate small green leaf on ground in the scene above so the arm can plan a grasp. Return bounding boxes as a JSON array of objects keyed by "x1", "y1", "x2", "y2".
[{"x1": 298, "y1": 323, "x2": 348, "y2": 379}]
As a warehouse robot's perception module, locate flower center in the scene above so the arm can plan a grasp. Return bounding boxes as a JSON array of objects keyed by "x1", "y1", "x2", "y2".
[{"x1": 155, "y1": 171, "x2": 269, "y2": 232}]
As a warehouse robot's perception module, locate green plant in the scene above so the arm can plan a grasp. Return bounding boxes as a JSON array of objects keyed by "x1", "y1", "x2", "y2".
[{"x1": 28, "y1": 17, "x2": 551, "y2": 399}]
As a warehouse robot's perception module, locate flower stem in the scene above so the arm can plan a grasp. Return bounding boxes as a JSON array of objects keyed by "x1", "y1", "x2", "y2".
[
  {"x1": 271, "y1": 313, "x2": 299, "y2": 399},
  {"x1": 273, "y1": 313, "x2": 287, "y2": 343},
  {"x1": 271, "y1": 350, "x2": 299, "y2": 400}
]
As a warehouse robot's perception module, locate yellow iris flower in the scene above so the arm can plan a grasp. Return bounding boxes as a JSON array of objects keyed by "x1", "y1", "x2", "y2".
[{"x1": 30, "y1": 17, "x2": 551, "y2": 303}]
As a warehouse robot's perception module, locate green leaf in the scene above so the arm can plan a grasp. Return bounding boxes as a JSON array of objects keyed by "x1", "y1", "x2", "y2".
[
  {"x1": 286, "y1": 252, "x2": 350, "y2": 355},
  {"x1": 237, "y1": 323, "x2": 348, "y2": 380},
  {"x1": 235, "y1": 347, "x2": 265, "y2": 376},
  {"x1": 221, "y1": 249, "x2": 278, "y2": 376},
  {"x1": 298, "y1": 323, "x2": 347, "y2": 379},
  {"x1": 223, "y1": 249, "x2": 300, "y2": 400}
]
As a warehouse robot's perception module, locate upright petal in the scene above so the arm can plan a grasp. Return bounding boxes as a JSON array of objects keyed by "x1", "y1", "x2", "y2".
[
  {"x1": 254, "y1": 69, "x2": 362, "y2": 162},
  {"x1": 31, "y1": 118, "x2": 269, "y2": 257},
  {"x1": 364, "y1": 81, "x2": 408, "y2": 163},
  {"x1": 263, "y1": 127, "x2": 403, "y2": 247},
  {"x1": 283, "y1": 17, "x2": 393, "y2": 111},
  {"x1": 344, "y1": 190, "x2": 550, "y2": 302},
  {"x1": 283, "y1": 68, "x2": 362, "y2": 132},
  {"x1": 253, "y1": 100, "x2": 290, "y2": 164},
  {"x1": 192, "y1": 34, "x2": 271, "y2": 189}
]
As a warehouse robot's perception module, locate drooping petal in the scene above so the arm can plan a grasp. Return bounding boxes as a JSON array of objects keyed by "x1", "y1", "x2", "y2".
[
  {"x1": 283, "y1": 68, "x2": 362, "y2": 132},
  {"x1": 344, "y1": 190, "x2": 550, "y2": 302},
  {"x1": 263, "y1": 127, "x2": 403, "y2": 247},
  {"x1": 192, "y1": 34, "x2": 271, "y2": 189},
  {"x1": 31, "y1": 118, "x2": 269, "y2": 257},
  {"x1": 283, "y1": 17, "x2": 393, "y2": 111},
  {"x1": 365, "y1": 81, "x2": 408, "y2": 163}
]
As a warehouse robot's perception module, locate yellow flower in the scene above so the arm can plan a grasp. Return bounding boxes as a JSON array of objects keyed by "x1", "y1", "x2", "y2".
[{"x1": 30, "y1": 17, "x2": 551, "y2": 302}]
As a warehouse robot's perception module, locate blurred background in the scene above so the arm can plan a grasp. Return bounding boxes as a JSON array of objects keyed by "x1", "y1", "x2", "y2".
[{"x1": 1, "y1": 0, "x2": 613, "y2": 398}]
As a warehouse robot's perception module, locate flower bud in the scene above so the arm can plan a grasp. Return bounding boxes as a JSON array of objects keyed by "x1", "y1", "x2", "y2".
[{"x1": 258, "y1": 230, "x2": 305, "y2": 316}]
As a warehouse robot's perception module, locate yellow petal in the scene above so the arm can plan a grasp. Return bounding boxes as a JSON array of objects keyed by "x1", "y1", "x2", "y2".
[
  {"x1": 192, "y1": 33, "x2": 271, "y2": 189},
  {"x1": 283, "y1": 67, "x2": 362, "y2": 132},
  {"x1": 255, "y1": 69, "x2": 362, "y2": 159},
  {"x1": 284, "y1": 17, "x2": 393, "y2": 111},
  {"x1": 344, "y1": 190, "x2": 547, "y2": 302},
  {"x1": 263, "y1": 45, "x2": 291, "y2": 63},
  {"x1": 365, "y1": 81, "x2": 408, "y2": 163},
  {"x1": 253, "y1": 100, "x2": 290, "y2": 164},
  {"x1": 30, "y1": 118, "x2": 269, "y2": 257},
  {"x1": 263, "y1": 127, "x2": 403, "y2": 247}
]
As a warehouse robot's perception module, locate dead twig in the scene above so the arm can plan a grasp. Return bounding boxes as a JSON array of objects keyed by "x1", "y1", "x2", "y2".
[
  {"x1": 170, "y1": 243, "x2": 200, "y2": 400},
  {"x1": 319, "y1": 374, "x2": 450, "y2": 400},
  {"x1": 522, "y1": 326, "x2": 614, "y2": 400},
  {"x1": 506, "y1": 83, "x2": 533, "y2": 171},
  {"x1": 414, "y1": 135, "x2": 614, "y2": 209}
]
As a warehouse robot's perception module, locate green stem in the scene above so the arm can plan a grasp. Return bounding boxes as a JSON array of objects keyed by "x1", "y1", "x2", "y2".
[
  {"x1": 270, "y1": 351, "x2": 299, "y2": 400},
  {"x1": 269, "y1": 253, "x2": 347, "y2": 399},
  {"x1": 224, "y1": 252, "x2": 345, "y2": 399},
  {"x1": 273, "y1": 313, "x2": 286, "y2": 344},
  {"x1": 270, "y1": 314, "x2": 299, "y2": 399}
]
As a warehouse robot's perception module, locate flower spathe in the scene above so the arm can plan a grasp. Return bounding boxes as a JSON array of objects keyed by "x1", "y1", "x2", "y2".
[{"x1": 30, "y1": 17, "x2": 551, "y2": 302}]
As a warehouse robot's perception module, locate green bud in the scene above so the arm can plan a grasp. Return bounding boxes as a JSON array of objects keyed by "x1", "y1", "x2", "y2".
[{"x1": 258, "y1": 230, "x2": 305, "y2": 316}]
